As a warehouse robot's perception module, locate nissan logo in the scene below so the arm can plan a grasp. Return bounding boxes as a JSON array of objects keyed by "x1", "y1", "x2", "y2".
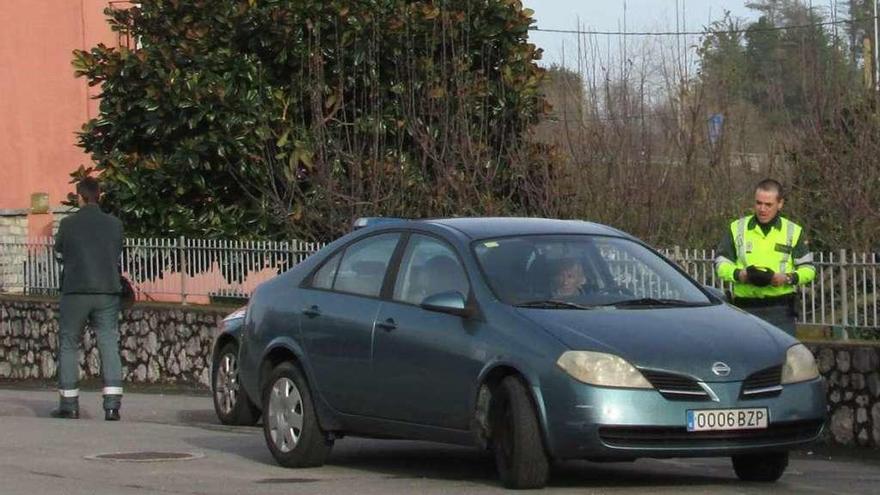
[{"x1": 712, "y1": 362, "x2": 731, "y2": 377}]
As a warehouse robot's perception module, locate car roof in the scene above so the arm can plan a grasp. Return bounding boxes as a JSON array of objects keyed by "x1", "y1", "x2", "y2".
[{"x1": 410, "y1": 217, "x2": 632, "y2": 241}]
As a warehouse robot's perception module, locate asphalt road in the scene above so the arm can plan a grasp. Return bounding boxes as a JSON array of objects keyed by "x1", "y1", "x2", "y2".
[{"x1": 0, "y1": 386, "x2": 878, "y2": 495}]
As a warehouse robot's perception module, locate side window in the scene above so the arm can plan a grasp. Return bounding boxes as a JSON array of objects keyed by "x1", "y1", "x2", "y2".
[
  {"x1": 333, "y1": 233, "x2": 400, "y2": 297},
  {"x1": 310, "y1": 252, "x2": 342, "y2": 290},
  {"x1": 393, "y1": 235, "x2": 469, "y2": 305}
]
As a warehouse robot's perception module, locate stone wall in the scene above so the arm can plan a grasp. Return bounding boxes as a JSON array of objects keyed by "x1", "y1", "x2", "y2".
[
  {"x1": 808, "y1": 343, "x2": 880, "y2": 448},
  {"x1": 0, "y1": 295, "x2": 227, "y2": 388}
]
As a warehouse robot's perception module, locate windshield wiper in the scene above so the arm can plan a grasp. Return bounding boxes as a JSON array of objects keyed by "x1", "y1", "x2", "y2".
[
  {"x1": 601, "y1": 297, "x2": 707, "y2": 308},
  {"x1": 515, "y1": 300, "x2": 595, "y2": 310}
]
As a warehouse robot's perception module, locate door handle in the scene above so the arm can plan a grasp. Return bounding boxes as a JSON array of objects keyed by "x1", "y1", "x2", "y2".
[
  {"x1": 376, "y1": 318, "x2": 397, "y2": 331},
  {"x1": 303, "y1": 305, "x2": 321, "y2": 318}
]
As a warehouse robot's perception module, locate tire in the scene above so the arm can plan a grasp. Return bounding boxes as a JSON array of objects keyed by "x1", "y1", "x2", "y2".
[
  {"x1": 262, "y1": 361, "x2": 333, "y2": 468},
  {"x1": 490, "y1": 376, "x2": 550, "y2": 489},
  {"x1": 212, "y1": 342, "x2": 260, "y2": 426},
  {"x1": 732, "y1": 451, "x2": 789, "y2": 482}
]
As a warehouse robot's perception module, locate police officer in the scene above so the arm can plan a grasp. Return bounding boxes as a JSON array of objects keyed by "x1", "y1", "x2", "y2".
[
  {"x1": 52, "y1": 177, "x2": 124, "y2": 421},
  {"x1": 715, "y1": 179, "x2": 815, "y2": 336}
]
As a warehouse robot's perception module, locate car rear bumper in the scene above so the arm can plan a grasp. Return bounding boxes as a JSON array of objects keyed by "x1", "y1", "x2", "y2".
[{"x1": 542, "y1": 377, "x2": 827, "y2": 460}]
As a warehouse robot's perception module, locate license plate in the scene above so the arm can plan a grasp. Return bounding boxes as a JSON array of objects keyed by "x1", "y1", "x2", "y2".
[{"x1": 687, "y1": 408, "x2": 768, "y2": 432}]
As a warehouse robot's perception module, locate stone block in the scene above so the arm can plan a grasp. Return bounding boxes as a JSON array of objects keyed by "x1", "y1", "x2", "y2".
[
  {"x1": 837, "y1": 350, "x2": 851, "y2": 373},
  {"x1": 868, "y1": 373, "x2": 880, "y2": 398},
  {"x1": 831, "y1": 406, "x2": 855, "y2": 444},
  {"x1": 872, "y1": 403, "x2": 880, "y2": 445},
  {"x1": 817, "y1": 347, "x2": 836, "y2": 374},
  {"x1": 858, "y1": 428, "x2": 870, "y2": 446},
  {"x1": 852, "y1": 373, "x2": 866, "y2": 390},
  {"x1": 852, "y1": 348, "x2": 880, "y2": 374}
]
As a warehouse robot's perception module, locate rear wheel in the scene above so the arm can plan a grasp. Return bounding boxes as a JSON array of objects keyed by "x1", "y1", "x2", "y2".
[
  {"x1": 732, "y1": 451, "x2": 789, "y2": 482},
  {"x1": 262, "y1": 362, "x2": 333, "y2": 467},
  {"x1": 212, "y1": 342, "x2": 260, "y2": 426},
  {"x1": 490, "y1": 376, "x2": 550, "y2": 489}
]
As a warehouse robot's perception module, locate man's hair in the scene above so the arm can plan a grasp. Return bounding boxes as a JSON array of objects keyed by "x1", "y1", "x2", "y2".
[
  {"x1": 76, "y1": 177, "x2": 101, "y2": 203},
  {"x1": 755, "y1": 178, "x2": 784, "y2": 200}
]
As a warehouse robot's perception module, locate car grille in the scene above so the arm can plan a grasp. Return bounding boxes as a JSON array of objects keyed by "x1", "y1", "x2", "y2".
[
  {"x1": 740, "y1": 365, "x2": 783, "y2": 399},
  {"x1": 640, "y1": 370, "x2": 711, "y2": 401},
  {"x1": 598, "y1": 419, "x2": 824, "y2": 449}
]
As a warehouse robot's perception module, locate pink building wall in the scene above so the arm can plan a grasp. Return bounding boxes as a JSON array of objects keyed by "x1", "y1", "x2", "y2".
[{"x1": 0, "y1": 1, "x2": 123, "y2": 235}]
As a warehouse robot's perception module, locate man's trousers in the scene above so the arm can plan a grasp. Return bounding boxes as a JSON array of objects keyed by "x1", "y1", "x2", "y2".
[
  {"x1": 740, "y1": 303, "x2": 797, "y2": 337},
  {"x1": 57, "y1": 294, "x2": 123, "y2": 410}
]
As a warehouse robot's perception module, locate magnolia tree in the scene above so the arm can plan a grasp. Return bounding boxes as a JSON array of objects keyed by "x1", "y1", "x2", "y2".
[{"x1": 73, "y1": 0, "x2": 552, "y2": 241}]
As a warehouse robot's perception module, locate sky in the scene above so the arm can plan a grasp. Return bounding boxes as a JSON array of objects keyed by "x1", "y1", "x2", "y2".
[{"x1": 522, "y1": 0, "x2": 763, "y2": 67}]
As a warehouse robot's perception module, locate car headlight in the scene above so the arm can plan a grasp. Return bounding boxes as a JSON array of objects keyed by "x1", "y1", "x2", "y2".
[
  {"x1": 223, "y1": 306, "x2": 247, "y2": 322},
  {"x1": 781, "y1": 343, "x2": 819, "y2": 384},
  {"x1": 219, "y1": 305, "x2": 247, "y2": 333},
  {"x1": 556, "y1": 351, "x2": 653, "y2": 389}
]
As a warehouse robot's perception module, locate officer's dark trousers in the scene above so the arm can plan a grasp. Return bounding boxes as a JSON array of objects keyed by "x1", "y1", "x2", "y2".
[
  {"x1": 58, "y1": 294, "x2": 123, "y2": 410},
  {"x1": 740, "y1": 304, "x2": 797, "y2": 337}
]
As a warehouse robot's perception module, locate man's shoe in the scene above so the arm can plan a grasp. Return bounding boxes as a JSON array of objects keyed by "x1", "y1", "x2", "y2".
[
  {"x1": 50, "y1": 408, "x2": 79, "y2": 419},
  {"x1": 105, "y1": 409, "x2": 120, "y2": 421}
]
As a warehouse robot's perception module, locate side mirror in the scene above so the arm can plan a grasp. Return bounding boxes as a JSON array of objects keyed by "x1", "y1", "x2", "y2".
[
  {"x1": 421, "y1": 291, "x2": 472, "y2": 317},
  {"x1": 704, "y1": 285, "x2": 727, "y2": 302}
]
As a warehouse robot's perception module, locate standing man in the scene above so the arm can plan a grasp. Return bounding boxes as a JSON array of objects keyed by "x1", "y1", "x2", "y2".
[
  {"x1": 715, "y1": 179, "x2": 816, "y2": 336},
  {"x1": 52, "y1": 177, "x2": 124, "y2": 421}
]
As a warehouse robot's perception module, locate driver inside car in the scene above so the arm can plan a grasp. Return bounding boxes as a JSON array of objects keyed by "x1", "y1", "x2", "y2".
[{"x1": 551, "y1": 258, "x2": 587, "y2": 299}]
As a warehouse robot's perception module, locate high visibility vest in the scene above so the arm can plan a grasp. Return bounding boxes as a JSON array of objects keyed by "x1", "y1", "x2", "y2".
[{"x1": 728, "y1": 215, "x2": 802, "y2": 299}]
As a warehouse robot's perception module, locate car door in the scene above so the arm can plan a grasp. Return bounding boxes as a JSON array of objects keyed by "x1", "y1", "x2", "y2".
[
  {"x1": 369, "y1": 233, "x2": 483, "y2": 429},
  {"x1": 299, "y1": 232, "x2": 401, "y2": 416}
]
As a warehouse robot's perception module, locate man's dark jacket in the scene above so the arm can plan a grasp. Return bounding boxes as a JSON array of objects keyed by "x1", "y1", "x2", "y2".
[{"x1": 54, "y1": 204, "x2": 123, "y2": 294}]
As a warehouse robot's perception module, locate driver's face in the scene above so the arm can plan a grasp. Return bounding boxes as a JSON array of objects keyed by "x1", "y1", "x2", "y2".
[{"x1": 555, "y1": 264, "x2": 584, "y2": 295}]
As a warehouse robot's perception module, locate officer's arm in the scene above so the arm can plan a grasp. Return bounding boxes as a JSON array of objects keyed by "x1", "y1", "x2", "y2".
[
  {"x1": 790, "y1": 232, "x2": 816, "y2": 285},
  {"x1": 714, "y1": 228, "x2": 739, "y2": 282}
]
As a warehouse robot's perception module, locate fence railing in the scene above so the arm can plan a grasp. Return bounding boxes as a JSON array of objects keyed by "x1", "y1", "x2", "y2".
[
  {"x1": 0, "y1": 237, "x2": 324, "y2": 304},
  {"x1": 0, "y1": 238, "x2": 876, "y2": 328},
  {"x1": 661, "y1": 248, "x2": 878, "y2": 330}
]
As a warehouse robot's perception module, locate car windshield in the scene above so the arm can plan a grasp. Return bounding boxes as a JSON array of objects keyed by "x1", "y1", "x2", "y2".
[{"x1": 473, "y1": 235, "x2": 712, "y2": 308}]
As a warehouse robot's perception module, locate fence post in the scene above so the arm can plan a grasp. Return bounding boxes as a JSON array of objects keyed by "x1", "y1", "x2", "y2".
[
  {"x1": 180, "y1": 236, "x2": 188, "y2": 305},
  {"x1": 839, "y1": 248, "x2": 848, "y2": 327}
]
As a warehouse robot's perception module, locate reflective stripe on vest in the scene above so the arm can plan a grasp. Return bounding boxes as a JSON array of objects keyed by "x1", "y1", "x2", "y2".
[
  {"x1": 735, "y1": 216, "x2": 748, "y2": 266},
  {"x1": 778, "y1": 219, "x2": 795, "y2": 273}
]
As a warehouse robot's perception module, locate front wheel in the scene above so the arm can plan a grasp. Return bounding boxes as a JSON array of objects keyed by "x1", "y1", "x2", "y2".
[
  {"x1": 212, "y1": 342, "x2": 260, "y2": 426},
  {"x1": 262, "y1": 362, "x2": 333, "y2": 467},
  {"x1": 491, "y1": 376, "x2": 550, "y2": 489},
  {"x1": 732, "y1": 451, "x2": 789, "y2": 482}
]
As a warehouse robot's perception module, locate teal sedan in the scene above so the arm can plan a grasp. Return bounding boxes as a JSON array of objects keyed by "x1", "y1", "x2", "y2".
[{"x1": 229, "y1": 217, "x2": 826, "y2": 489}]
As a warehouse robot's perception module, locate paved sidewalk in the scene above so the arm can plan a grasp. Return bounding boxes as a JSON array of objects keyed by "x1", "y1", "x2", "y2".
[{"x1": 1, "y1": 386, "x2": 879, "y2": 495}]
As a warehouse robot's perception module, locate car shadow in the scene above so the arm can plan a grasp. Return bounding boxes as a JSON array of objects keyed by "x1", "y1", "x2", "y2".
[
  {"x1": 186, "y1": 433, "x2": 735, "y2": 489},
  {"x1": 183, "y1": 430, "x2": 275, "y2": 466},
  {"x1": 326, "y1": 439, "x2": 498, "y2": 486},
  {"x1": 549, "y1": 459, "x2": 736, "y2": 488}
]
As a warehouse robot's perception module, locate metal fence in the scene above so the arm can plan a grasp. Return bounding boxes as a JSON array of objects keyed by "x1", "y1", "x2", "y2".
[
  {"x1": 0, "y1": 237, "x2": 876, "y2": 328},
  {"x1": 0, "y1": 237, "x2": 324, "y2": 304},
  {"x1": 661, "y1": 248, "x2": 878, "y2": 330}
]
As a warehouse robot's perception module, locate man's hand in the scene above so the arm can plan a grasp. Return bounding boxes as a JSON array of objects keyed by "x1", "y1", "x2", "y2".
[
  {"x1": 770, "y1": 273, "x2": 788, "y2": 286},
  {"x1": 737, "y1": 269, "x2": 749, "y2": 283}
]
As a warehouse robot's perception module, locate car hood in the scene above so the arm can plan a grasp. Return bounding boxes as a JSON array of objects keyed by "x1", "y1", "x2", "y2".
[{"x1": 516, "y1": 304, "x2": 791, "y2": 381}]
